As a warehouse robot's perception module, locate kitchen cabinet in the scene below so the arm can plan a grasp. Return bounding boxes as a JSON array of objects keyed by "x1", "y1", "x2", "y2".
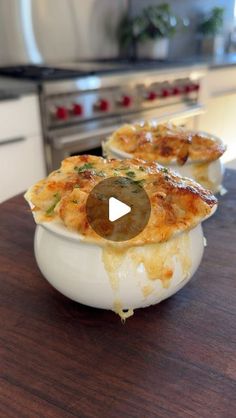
[
  {"x1": 0, "y1": 94, "x2": 46, "y2": 203},
  {"x1": 197, "y1": 67, "x2": 236, "y2": 164},
  {"x1": 0, "y1": 134, "x2": 45, "y2": 203}
]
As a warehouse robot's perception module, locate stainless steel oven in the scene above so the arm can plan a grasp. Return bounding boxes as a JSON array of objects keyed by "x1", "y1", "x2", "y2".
[{"x1": 40, "y1": 64, "x2": 207, "y2": 171}]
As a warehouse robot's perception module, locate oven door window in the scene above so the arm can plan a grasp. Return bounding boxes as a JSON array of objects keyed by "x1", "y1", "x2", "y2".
[{"x1": 70, "y1": 146, "x2": 103, "y2": 157}]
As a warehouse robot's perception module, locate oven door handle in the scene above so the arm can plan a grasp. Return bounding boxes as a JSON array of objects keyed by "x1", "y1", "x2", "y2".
[
  {"x1": 52, "y1": 124, "x2": 122, "y2": 150},
  {"x1": 131, "y1": 104, "x2": 205, "y2": 124},
  {"x1": 52, "y1": 104, "x2": 205, "y2": 150},
  {"x1": 160, "y1": 103, "x2": 205, "y2": 122}
]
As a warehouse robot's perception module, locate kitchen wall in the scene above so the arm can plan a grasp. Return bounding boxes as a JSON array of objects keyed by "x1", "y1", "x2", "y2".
[
  {"x1": 0, "y1": 0, "x2": 234, "y2": 65},
  {"x1": 0, "y1": 0, "x2": 127, "y2": 64},
  {"x1": 129, "y1": 0, "x2": 235, "y2": 58},
  {"x1": 31, "y1": 0, "x2": 127, "y2": 62}
]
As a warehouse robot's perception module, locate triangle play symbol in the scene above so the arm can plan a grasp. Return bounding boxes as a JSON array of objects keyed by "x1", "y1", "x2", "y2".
[{"x1": 109, "y1": 197, "x2": 131, "y2": 222}]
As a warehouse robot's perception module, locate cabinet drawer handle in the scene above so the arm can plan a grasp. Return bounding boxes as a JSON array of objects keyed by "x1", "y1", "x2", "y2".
[{"x1": 0, "y1": 136, "x2": 26, "y2": 146}]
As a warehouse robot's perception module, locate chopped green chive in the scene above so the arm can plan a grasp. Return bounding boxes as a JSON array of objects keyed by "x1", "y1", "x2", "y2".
[
  {"x1": 46, "y1": 193, "x2": 61, "y2": 215},
  {"x1": 74, "y1": 163, "x2": 106, "y2": 177},
  {"x1": 75, "y1": 163, "x2": 94, "y2": 172},
  {"x1": 114, "y1": 178, "x2": 130, "y2": 187}
]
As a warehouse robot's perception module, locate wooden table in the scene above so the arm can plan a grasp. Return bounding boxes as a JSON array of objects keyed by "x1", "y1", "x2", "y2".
[{"x1": 1, "y1": 170, "x2": 236, "y2": 418}]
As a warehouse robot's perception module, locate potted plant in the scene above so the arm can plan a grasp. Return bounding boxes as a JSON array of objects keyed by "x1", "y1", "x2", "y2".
[
  {"x1": 135, "y1": 4, "x2": 178, "y2": 59},
  {"x1": 198, "y1": 7, "x2": 225, "y2": 56},
  {"x1": 117, "y1": 3, "x2": 179, "y2": 60}
]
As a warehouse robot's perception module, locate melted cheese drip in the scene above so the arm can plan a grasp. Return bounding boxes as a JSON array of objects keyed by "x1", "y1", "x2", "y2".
[
  {"x1": 102, "y1": 231, "x2": 191, "y2": 318},
  {"x1": 142, "y1": 285, "x2": 155, "y2": 297},
  {"x1": 192, "y1": 163, "x2": 214, "y2": 191},
  {"x1": 113, "y1": 300, "x2": 134, "y2": 321},
  {"x1": 102, "y1": 247, "x2": 127, "y2": 291}
]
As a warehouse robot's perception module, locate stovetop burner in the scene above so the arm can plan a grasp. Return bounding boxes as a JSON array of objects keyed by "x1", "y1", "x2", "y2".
[
  {"x1": 0, "y1": 59, "x2": 184, "y2": 82},
  {"x1": 0, "y1": 65, "x2": 93, "y2": 81}
]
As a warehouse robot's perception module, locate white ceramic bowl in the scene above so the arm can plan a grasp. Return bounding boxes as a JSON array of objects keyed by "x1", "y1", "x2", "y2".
[
  {"x1": 34, "y1": 220, "x2": 206, "y2": 318},
  {"x1": 103, "y1": 132, "x2": 225, "y2": 193}
]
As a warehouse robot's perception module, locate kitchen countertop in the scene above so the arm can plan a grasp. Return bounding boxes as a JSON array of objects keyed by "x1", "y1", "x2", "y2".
[
  {"x1": 176, "y1": 52, "x2": 236, "y2": 70},
  {"x1": 0, "y1": 170, "x2": 236, "y2": 418},
  {"x1": 206, "y1": 52, "x2": 236, "y2": 69},
  {"x1": 0, "y1": 52, "x2": 235, "y2": 98},
  {"x1": 0, "y1": 77, "x2": 36, "y2": 100}
]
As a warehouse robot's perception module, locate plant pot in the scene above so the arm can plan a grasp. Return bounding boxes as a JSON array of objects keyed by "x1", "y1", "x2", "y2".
[
  {"x1": 201, "y1": 35, "x2": 225, "y2": 57},
  {"x1": 137, "y1": 38, "x2": 169, "y2": 60}
]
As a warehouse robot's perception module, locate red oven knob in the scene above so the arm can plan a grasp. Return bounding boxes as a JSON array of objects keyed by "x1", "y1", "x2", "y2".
[
  {"x1": 56, "y1": 106, "x2": 68, "y2": 120},
  {"x1": 172, "y1": 86, "x2": 181, "y2": 95},
  {"x1": 146, "y1": 91, "x2": 157, "y2": 101},
  {"x1": 184, "y1": 84, "x2": 196, "y2": 94},
  {"x1": 184, "y1": 85, "x2": 191, "y2": 93},
  {"x1": 95, "y1": 99, "x2": 110, "y2": 112},
  {"x1": 120, "y1": 95, "x2": 132, "y2": 107},
  {"x1": 192, "y1": 83, "x2": 200, "y2": 92},
  {"x1": 161, "y1": 88, "x2": 171, "y2": 98},
  {"x1": 73, "y1": 103, "x2": 83, "y2": 116}
]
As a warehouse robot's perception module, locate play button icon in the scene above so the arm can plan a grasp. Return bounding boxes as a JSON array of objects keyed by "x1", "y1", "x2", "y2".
[
  {"x1": 86, "y1": 176, "x2": 151, "y2": 242},
  {"x1": 109, "y1": 197, "x2": 131, "y2": 222}
]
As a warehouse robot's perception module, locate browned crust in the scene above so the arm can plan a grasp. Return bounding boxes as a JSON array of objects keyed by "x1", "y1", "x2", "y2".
[
  {"x1": 25, "y1": 155, "x2": 217, "y2": 245},
  {"x1": 108, "y1": 123, "x2": 226, "y2": 164}
]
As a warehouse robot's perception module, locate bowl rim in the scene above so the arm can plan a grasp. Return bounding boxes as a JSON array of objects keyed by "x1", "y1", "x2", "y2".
[{"x1": 31, "y1": 202, "x2": 217, "y2": 247}]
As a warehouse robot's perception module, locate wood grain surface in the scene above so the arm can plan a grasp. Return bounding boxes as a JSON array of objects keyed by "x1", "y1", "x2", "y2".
[{"x1": 0, "y1": 170, "x2": 236, "y2": 418}]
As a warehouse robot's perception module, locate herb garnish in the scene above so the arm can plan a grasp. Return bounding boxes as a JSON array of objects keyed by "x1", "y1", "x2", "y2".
[
  {"x1": 114, "y1": 177, "x2": 145, "y2": 187},
  {"x1": 75, "y1": 163, "x2": 106, "y2": 177},
  {"x1": 46, "y1": 193, "x2": 61, "y2": 215},
  {"x1": 75, "y1": 163, "x2": 94, "y2": 172},
  {"x1": 114, "y1": 177, "x2": 130, "y2": 187}
]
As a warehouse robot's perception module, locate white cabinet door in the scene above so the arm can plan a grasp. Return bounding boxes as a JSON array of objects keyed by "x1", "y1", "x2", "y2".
[
  {"x1": 0, "y1": 134, "x2": 46, "y2": 203},
  {"x1": 198, "y1": 93, "x2": 236, "y2": 164},
  {"x1": 0, "y1": 95, "x2": 41, "y2": 142}
]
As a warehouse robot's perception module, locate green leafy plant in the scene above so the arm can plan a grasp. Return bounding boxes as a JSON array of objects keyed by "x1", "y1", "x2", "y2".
[
  {"x1": 134, "y1": 4, "x2": 178, "y2": 41},
  {"x1": 117, "y1": 3, "x2": 179, "y2": 48},
  {"x1": 198, "y1": 7, "x2": 224, "y2": 37},
  {"x1": 117, "y1": 14, "x2": 135, "y2": 49}
]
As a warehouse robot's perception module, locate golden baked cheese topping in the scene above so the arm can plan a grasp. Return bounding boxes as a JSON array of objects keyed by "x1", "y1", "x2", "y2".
[
  {"x1": 106, "y1": 122, "x2": 226, "y2": 165},
  {"x1": 25, "y1": 155, "x2": 217, "y2": 246}
]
